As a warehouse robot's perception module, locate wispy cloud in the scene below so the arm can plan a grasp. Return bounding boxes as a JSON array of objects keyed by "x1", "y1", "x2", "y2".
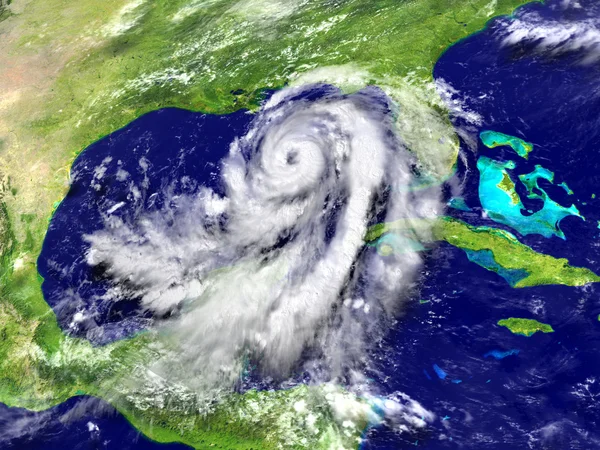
[
  {"x1": 500, "y1": 11, "x2": 600, "y2": 64},
  {"x1": 84, "y1": 85, "x2": 444, "y2": 396}
]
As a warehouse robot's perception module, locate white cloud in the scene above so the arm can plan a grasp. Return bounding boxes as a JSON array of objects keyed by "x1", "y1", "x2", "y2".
[
  {"x1": 84, "y1": 85, "x2": 443, "y2": 396},
  {"x1": 0, "y1": 410, "x2": 52, "y2": 442},
  {"x1": 171, "y1": 0, "x2": 223, "y2": 23},
  {"x1": 435, "y1": 78, "x2": 484, "y2": 126},
  {"x1": 102, "y1": 0, "x2": 148, "y2": 37},
  {"x1": 559, "y1": 0, "x2": 582, "y2": 10},
  {"x1": 87, "y1": 421, "x2": 100, "y2": 433},
  {"x1": 500, "y1": 11, "x2": 600, "y2": 64},
  {"x1": 227, "y1": 0, "x2": 307, "y2": 23}
]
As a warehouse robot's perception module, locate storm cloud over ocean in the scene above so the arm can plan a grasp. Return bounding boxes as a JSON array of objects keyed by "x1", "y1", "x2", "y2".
[{"x1": 81, "y1": 85, "x2": 442, "y2": 389}]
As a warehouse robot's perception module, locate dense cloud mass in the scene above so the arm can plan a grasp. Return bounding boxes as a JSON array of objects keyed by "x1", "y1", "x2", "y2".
[
  {"x1": 500, "y1": 9, "x2": 600, "y2": 64},
  {"x1": 84, "y1": 85, "x2": 442, "y2": 391}
]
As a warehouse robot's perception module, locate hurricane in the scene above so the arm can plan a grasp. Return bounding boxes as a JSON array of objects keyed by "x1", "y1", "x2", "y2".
[{"x1": 84, "y1": 85, "x2": 442, "y2": 394}]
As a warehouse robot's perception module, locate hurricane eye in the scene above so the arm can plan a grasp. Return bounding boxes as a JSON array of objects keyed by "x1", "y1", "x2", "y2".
[{"x1": 286, "y1": 150, "x2": 299, "y2": 165}]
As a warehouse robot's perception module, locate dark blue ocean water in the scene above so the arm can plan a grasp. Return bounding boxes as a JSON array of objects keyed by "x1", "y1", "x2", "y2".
[
  {"x1": 435, "y1": 0, "x2": 600, "y2": 272},
  {"x1": 361, "y1": 0, "x2": 600, "y2": 448},
  {"x1": 5, "y1": 0, "x2": 600, "y2": 448},
  {"x1": 0, "y1": 396, "x2": 191, "y2": 450},
  {"x1": 37, "y1": 108, "x2": 250, "y2": 343}
]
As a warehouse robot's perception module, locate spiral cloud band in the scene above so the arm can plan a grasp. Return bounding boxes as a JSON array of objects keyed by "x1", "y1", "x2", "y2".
[{"x1": 85, "y1": 85, "x2": 442, "y2": 389}]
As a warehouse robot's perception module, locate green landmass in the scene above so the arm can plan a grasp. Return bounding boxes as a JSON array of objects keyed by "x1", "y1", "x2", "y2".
[
  {"x1": 0, "y1": 0, "x2": 541, "y2": 446},
  {"x1": 480, "y1": 130, "x2": 534, "y2": 159},
  {"x1": 366, "y1": 216, "x2": 600, "y2": 288},
  {"x1": 0, "y1": 0, "x2": 536, "y2": 333},
  {"x1": 368, "y1": 232, "x2": 425, "y2": 256},
  {"x1": 437, "y1": 218, "x2": 599, "y2": 287},
  {"x1": 497, "y1": 171, "x2": 520, "y2": 205},
  {"x1": 497, "y1": 318, "x2": 554, "y2": 337},
  {"x1": 0, "y1": 286, "x2": 370, "y2": 449}
]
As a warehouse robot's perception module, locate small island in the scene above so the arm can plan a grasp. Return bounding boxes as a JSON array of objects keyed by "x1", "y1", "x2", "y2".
[
  {"x1": 480, "y1": 130, "x2": 534, "y2": 159},
  {"x1": 497, "y1": 318, "x2": 554, "y2": 337}
]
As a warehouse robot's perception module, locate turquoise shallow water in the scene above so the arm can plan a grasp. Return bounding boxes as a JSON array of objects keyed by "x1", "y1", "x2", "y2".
[
  {"x1": 477, "y1": 156, "x2": 582, "y2": 239},
  {"x1": 463, "y1": 248, "x2": 528, "y2": 287},
  {"x1": 5, "y1": 0, "x2": 600, "y2": 448}
]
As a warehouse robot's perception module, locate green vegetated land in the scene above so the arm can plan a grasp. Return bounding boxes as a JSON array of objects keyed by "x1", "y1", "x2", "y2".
[
  {"x1": 497, "y1": 318, "x2": 554, "y2": 337},
  {"x1": 0, "y1": 0, "x2": 537, "y2": 447},
  {"x1": 480, "y1": 130, "x2": 534, "y2": 159},
  {"x1": 366, "y1": 217, "x2": 600, "y2": 288}
]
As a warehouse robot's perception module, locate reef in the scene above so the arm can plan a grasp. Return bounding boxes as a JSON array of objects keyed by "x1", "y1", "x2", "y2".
[
  {"x1": 447, "y1": 197, "x2": 472, "y2": 212},
  {"x1": 477, "y1": 156, "x2": 583, "y2": 239},
  {"x1": 483, "y1": 349, "x2": 520, "y2": 359},
  {"x1": 0, "y1": 0, "x2": 541, "y2": 446}
]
